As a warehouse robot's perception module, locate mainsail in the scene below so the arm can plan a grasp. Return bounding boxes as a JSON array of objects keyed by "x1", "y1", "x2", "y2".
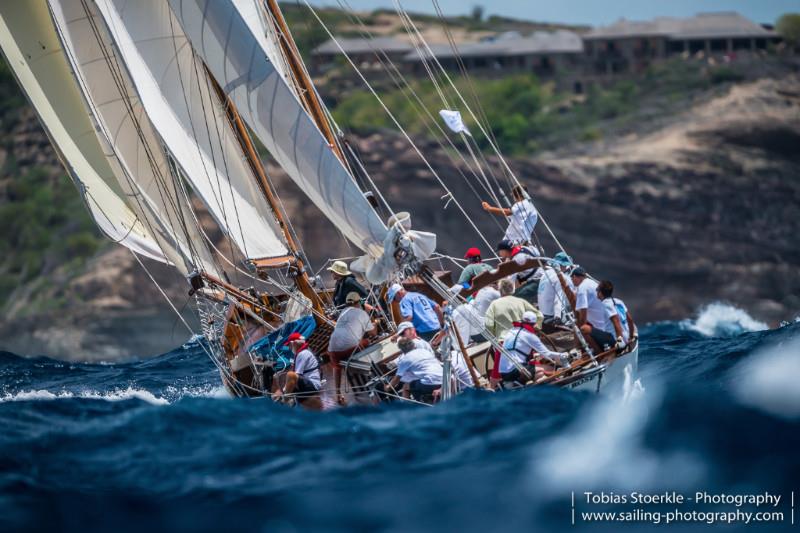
[
  {"x1": 0, "y1": 0, "x2": 168, "y2": 263},
  {"x1": 92, "y1": 0, "x2": 290, "y2": 261},
  {"x1": 168, "y1": 0, "x2": 389, "y2": 258},
  {"x1": 49, "y1": 0, "x2": 220, "y2": 275}
]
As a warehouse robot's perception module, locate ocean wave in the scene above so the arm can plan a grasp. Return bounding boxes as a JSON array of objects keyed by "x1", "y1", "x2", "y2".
[
  {"x1": 682, "y1": 302, "x2": 768, "y2": 337},
  {"x1": 531, "y1": 385, "x2": 704, "y2": 492},
  {"x1": 0, "y1": 387, "x2": 169, "y2": 405},
  {"x1": 732, "y1": 334, "x2": 800, "y2": 419}
]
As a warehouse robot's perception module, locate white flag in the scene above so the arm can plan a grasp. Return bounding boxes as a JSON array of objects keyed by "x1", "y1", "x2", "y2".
[{"x1": 439, "y1": 109, "x2": 471, "y2": 136}]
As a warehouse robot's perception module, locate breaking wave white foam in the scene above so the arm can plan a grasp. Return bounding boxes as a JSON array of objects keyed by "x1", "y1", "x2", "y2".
[
  {"x1": 733, "y1": 335, "x2": 800, "y2": 419},
  {"x1": 1, "y1": 387, "x2": 168, "y2": 405},
  {"x1": 684, "y1": 302, "x2": 768, "y2": 337}
]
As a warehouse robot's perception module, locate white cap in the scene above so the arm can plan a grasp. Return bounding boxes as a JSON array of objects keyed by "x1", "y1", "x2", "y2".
[
  {"x1": 396, "y1": 321, "x2": 415, "y2": 335},
  {"x1": 521, "y1": 310, "x2": 538, "y2": 324},
  {"x1": 387, "y1": 283, "x2": 403, "y2": 302}
]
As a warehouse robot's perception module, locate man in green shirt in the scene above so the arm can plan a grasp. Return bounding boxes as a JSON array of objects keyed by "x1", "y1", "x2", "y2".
[
  {"x1": 484, "y1": 278, "x2": 543, "y2": 340},
  {"x1": 458, "y1": 247, "x2": 493, "y2": 285}
]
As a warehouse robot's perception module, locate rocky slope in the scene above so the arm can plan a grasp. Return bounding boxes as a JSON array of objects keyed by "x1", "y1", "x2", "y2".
[{"x1": 1, "y1": 74, "x2": 798, "y2": 360}]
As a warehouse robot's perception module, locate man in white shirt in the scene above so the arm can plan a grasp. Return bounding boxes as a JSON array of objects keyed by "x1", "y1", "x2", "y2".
[
  {"x1": 596, "y1": 280, "x2": 636, "y2": 345},
  {"x1": 496, "y1": 311, "x2": 568, "y2": 385},
  {"x1": 572, "y1": 267, "x2": 618, "y2": 352},
  {"x1": 481, "y1": 184, "x2": 539, "y2": 245},
  {"x1": 274, "y1": 332, "x2": 322, "y2": 410},
  {"x1": 327, "y1": 292, "x2": 377, "y2": 405},
  {"x1": 538, "y1": 252, "x2": 574, "y2": 332},
  {"x1": 395, "y1": 321, "x2": 435, "y2": 355},
  {"x1": 387, "y1": 337, "x2": 443, "y2": 401}
]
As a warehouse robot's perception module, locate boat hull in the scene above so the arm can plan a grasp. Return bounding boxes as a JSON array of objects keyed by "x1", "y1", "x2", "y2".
[{"x1": 562, "y1": 345, "x2": 639, "y2": 397}]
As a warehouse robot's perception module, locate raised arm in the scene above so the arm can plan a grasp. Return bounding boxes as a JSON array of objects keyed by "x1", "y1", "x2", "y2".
[{"x1": 482, "y1": 201, "x2": 511, "y2": 217}]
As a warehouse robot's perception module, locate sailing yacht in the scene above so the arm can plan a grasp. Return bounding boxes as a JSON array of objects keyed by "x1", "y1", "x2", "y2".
[{"x1": 0, "y1": 0, "x2": 638, "y2": 407}]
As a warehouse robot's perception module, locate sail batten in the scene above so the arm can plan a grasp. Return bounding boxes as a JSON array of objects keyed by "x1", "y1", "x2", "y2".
[
  {"x1": 92, "y1": 0, "x2": 290, "y2": 261},
  {"x1": 169, "y1": 0, "x2": 389, "y2": 258}
]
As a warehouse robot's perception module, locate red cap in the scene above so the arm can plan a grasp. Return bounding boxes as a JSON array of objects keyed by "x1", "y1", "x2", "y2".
[
  {"x1": 464, "y1": 247, "x2": 481, "y2": 259},
  {"x1": 283, "y1": 332, "x2": 305, "y2": 346}
]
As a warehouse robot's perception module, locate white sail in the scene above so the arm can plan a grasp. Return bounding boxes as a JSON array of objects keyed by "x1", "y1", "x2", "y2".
[
  {"x1": 48, "y1": 0, "x2": 220, "y2": 276},
  {"x1": 92, "y1": 0, "x2": 290, "y2": 261},
  {"x1": 168, "y1": 0, "x2": 388, "y2": 258},
  {"x1": 0, "y1": 0, "x2": 169, "y2": 263},
  {"x1": 232, "y1": 0, "x2": 293, "y2": 86}
]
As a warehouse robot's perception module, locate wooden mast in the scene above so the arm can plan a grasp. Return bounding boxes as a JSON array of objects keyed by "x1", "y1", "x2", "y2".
[
  {"x1": 206, "y1": 69, "x2": 324, "y2": 315},
  {"x1": 262, "y1": 0, "x2": 346, "y2": 164}
]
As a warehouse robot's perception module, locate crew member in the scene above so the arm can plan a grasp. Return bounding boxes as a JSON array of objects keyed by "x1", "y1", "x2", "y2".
[
  {"x1": 329, "y1": 260, "x2": 367, "y2": 308},
  {"x1": 496, "y1": 239, "x2": 541, "y2": 304},
  {"x1": 596, "y1": 280, "x2": 636, "y2": 345},
  {"x1": 458, "y1": 247, "x2": 492, "y2": 284},
  {"x1": 386, "y1": 336, "x2": 443, "y2": 402},
  {"x1": 484, "y1": 278, "x2": 542, "y2": 340},
  {"x1": 495, "y1": 311, "x2": 569, "y2": 385},
  {"x1": 538, "y1": 252, "x2": 574, "y2": 332},
  {"x1": 387, "y1": 284, "x2": 443, "y2": 341},
  {"x1": 481, "y1": 184, "x2": 539, "y2": 245},
  {"x1": 274, "y1": 332, "x2": 322, "y2": 410},
  {"x1": 572, "y1": 267, "x2": 616, "y2": 352},
  {"x1": 394, "y1": 321, "x2": 435, "y2": 355},
  {"x1": 327, "y1": 292, "x2": 378, "y2": 405}
]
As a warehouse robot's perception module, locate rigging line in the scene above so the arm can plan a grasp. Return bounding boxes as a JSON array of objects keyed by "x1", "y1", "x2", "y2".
[
  {"x1": 56, "y1": 3, "x2": 199, "y2": 274},
  {"x1": 76, "y1": 1, "x2": 210, "y2": 271},
  {"x1": 330, "y1": 4, "x2": 505, "y2": 234},
  {"x1": 395, "y1": 4, "x2": 505, "y2": 203},
  {"x1": 430, "y1": 0, "x2": 504, "y2": 172},
  {"x1": 393, "y1": 5, "x2": 503, "y2": 209},
  {"x1": 128, "y1": 249, "x2": 247, "y2": 395},
  {"x1": 165, "y1": 13, "x2": 247, "y2": 268},
  {"x1": 167, "y1": 155, "x2": 229, "y2": 277},
  {"x1": 301, "y1": 0, "x2": 496, "y2": 256},
  {"x1": 390, "y1": 5, "x2": 571, "y2": 257}
]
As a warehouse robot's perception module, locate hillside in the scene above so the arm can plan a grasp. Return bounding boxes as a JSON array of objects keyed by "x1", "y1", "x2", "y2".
[{"x1": 0, "y1": 42, "x2": 798, "y2": 360}]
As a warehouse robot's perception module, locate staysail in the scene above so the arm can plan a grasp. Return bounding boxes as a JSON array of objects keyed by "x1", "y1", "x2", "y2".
[
  {"x1": 168, "y1": 0, "x2": 389, "y2": 258},
  {"x1": 48, "y1": 0, "x2": 220, "y2": 276},
  {"x1": 0, "y1": 0, "x2": 169, "y2": 263},
  {"x1": 92, "y1": 0, "x2": 290, "y2": 261}
]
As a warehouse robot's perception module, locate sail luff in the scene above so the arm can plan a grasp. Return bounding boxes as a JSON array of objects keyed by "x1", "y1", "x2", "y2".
[
  {"x1": 0, "y1": 0, "x2": 172, "y2": 264},
  {"x1": 91, "y1": 0, "x2": 290, "y2": 262},
  {"x1": 48, "y1": 0, "x2": 220, "y2": 276},
  {"x1": 168, "y1": 0, "x2": 388, "y2": 258}
]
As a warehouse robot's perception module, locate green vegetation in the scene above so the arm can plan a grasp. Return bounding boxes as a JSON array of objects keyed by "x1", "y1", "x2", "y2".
[
  {"x1": 0, "y1": 166, "x2": 105, "y2": 302},
  {"x1": 331, "y1": 58, "x2": 753, "y2": 155},
  {"x1": 776, "y1": 13, "x2": 800, "y2": 49},
  {"x1": 0, "y1": 59, "x2": 104, "y2": 305}
]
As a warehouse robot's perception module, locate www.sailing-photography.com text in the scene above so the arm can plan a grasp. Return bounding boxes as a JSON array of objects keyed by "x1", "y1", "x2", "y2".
[{"x1": 571, "y1": 491, "x2": 795, "y2": 526}]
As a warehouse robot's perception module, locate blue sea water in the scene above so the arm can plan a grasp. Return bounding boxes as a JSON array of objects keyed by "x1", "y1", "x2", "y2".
[{"x1": 1, "y1": 304, "x2": 798, "y2": 532}]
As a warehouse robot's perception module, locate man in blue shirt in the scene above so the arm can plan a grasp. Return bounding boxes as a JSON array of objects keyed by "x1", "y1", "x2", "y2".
[{"x1": 387, "y1": 283, "x2": 443, "y2": 341}]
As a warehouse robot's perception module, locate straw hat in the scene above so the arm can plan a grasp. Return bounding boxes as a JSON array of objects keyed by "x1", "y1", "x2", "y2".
[{"x1": 327, "y1": 260, "x2": 351, "y2": 276}]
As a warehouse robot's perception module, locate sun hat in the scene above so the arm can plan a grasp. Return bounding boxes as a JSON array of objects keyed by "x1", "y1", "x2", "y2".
[
  {"x1": 386, "y1": 283, "x2": 403, "y2": 302},
  {"x1": 345, "y1": 292, "x2": 362, "y2": 304},
  {"x1": 282, "y1": 332, "x2": 305, "y2": 346},
  {"x1": 327, "y1": 260, "x2": 351, "y2": 277}
]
